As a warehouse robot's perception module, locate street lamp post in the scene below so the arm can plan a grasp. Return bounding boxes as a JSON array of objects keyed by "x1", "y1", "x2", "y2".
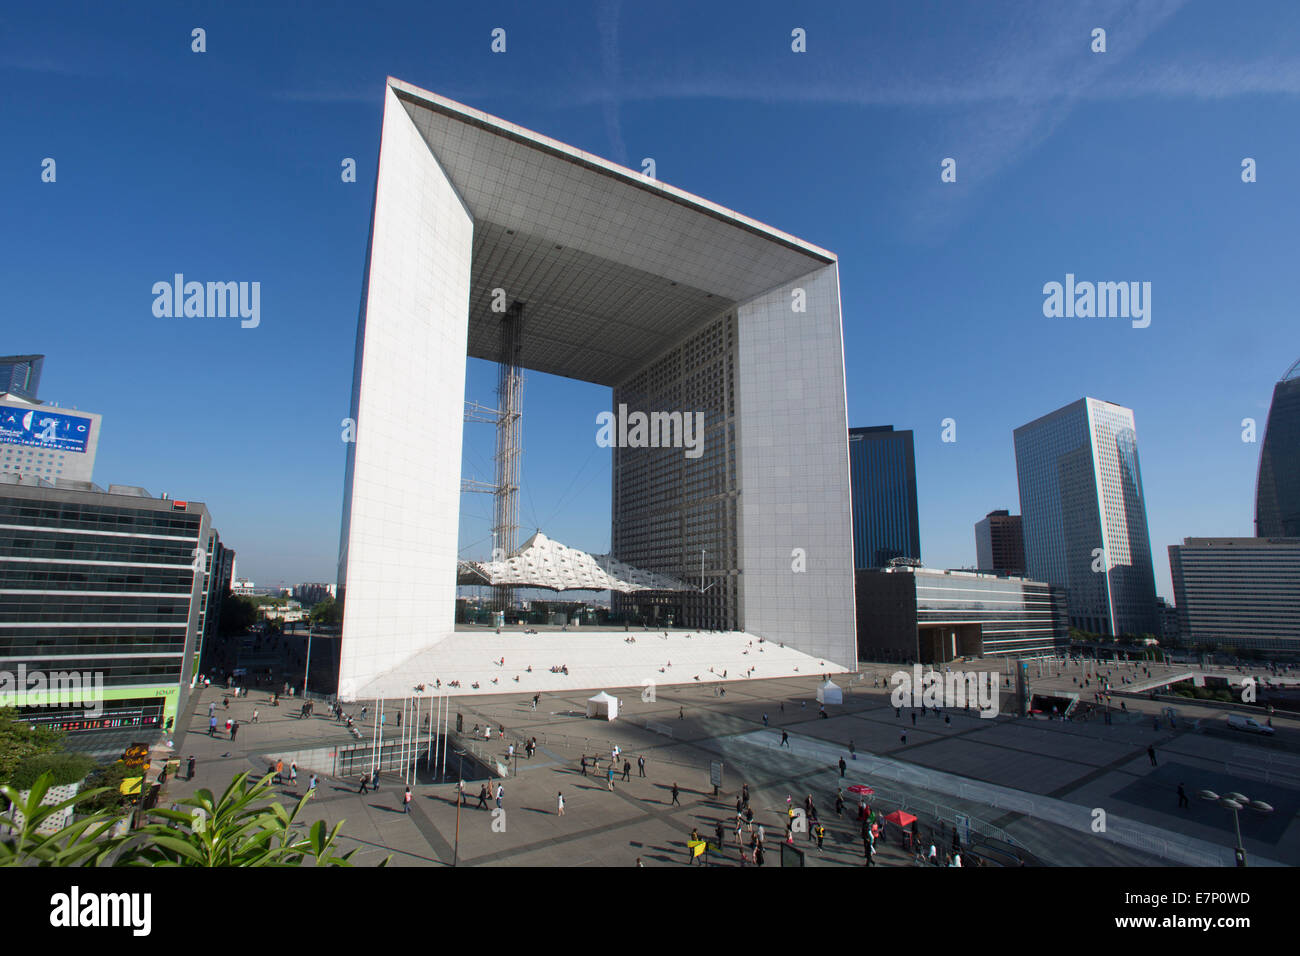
[
  {"x1": 1198, "y1": 789, "x2": 1273, "y2": 866},
  {"x1": 302, "y1": 623, "x2": 313, "y2": 699},
  {"x1": 453, "y1": 750, "x2": 466, "y2": 867}
]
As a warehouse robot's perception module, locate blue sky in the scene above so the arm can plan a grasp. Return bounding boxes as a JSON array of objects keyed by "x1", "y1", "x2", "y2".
[{"x1": 3, "y1": 1, "x2": 1297, "y2": 600}]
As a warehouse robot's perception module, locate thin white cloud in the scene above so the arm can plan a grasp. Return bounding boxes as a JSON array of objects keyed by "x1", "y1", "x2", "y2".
[{"x1": 597, "y1": 0, "x2": 629, "y2": 167}]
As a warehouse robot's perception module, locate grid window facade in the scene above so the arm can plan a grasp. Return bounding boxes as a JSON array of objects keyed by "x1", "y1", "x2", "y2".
[
  {"x1": 0, "y1": 486, "x2": 207, "y2": 703},
  {"x1": 1170, "y1": 539, "x2": 1300, "y2": 650},
  {"x1": 611, "y1": 311, "x2": 739, "y2": 630}
]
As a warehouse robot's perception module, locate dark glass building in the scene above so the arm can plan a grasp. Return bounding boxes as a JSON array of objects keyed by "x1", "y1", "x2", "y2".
[
  {"x1": 1256, "y1": 359, "x2": 1300, "y2": 538},
  {"x1": 848, "y1": 425, "x2": 920, "y2": 569},
  {"x1": 974, "y1": 510, "x2": 1025, "y2": 575},
  {"x1": 0, "y1": 354, "x2": 44, "y2": 402}
]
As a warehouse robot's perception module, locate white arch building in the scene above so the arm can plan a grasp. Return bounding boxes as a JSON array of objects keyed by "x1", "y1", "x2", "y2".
[{"x1": 336, "y1": 78, "x2": 856, "y2": 700}]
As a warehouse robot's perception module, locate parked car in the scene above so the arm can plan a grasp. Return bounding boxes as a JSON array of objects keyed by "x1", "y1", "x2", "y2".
[{"x1": 1227, "y1": 713, "x2": 1275, "y2": 736}]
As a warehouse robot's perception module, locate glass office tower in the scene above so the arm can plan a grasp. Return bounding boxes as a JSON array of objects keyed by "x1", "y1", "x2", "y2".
[
  {"x1": 1014, "y1": 398, "x2": 1158, "y2": 637},
  {"x1": 0, "y1": 355, "x2": 44, "y2": 402},
  {"x1": 848, "y1": 426, "x2": 920, "y2": 569},
  {"x1": 1256, "y1": 359, "x2": 1300, "y2": 538}
]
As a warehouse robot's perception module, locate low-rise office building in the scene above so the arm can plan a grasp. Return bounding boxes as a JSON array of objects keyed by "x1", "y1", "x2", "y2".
[
  {"x1": 855, "y1": 565, "x2": 1069, "y2": 663},
  {"x1": 1169, "y1": 537, "x2": 1300, "y2": 652},
  {"x1": 0, "y1": 475, "x2": 219, "y2": 749}
]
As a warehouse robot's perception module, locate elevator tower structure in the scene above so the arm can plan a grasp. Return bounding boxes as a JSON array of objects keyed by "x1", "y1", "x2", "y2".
[{"x1": 492, "y1": 301, "x2": 525, "y2": 611}]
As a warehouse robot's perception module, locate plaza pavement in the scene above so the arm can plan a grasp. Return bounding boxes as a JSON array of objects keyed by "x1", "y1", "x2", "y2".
[{"x1": 155, "y1": 660, "x2": 1300, "y2": 867}]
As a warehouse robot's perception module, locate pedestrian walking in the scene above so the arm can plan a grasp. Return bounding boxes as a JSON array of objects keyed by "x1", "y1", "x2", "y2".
[
  {"x1": 230, "y1": 721, "x2": 239, "y2": 742},
  {"x1": 622, "y1": 760, "x2": 631, "y2": 781},
  {"x1": 252, "y1": 708, "x2": 259, "y2": 723},
  {"x1": 581, "y1": 755, "x2": 588, "y2": 775},
  {"x1": 607, "y1": 766, "x2": 615, "y2": 791},
  {"x1": 290, "y1": 762, "x2": 298, "y2": 786},
  {"x1": 1177, "y1": 782, "x2": 1189, "y2": 808},
  {"x1": 476, "y1": 784, "x2": 489, "y2": 809},
  {"x1": 900, "y1": 730, "x2": 907, "y2": 745},
  {"x1": 372, "y1": 768, "x2": 380, "y2": 791},
  {"x1": 1148, "y1": 745, "x2": 1158, "y2": 767},
  {"x1": 275, "y1": 759, "x2": 284, "y2": 783},
  {"x1": 358, "y1": 774, "x2": 369, "y2": 794},
  {"x1": 838, "y1": 756, "x2": 846, "y2": 777},
  {"x1": 308, "y1": 773, "x2": 318, "y2": 792},
  {"x1": 187, "y1": 755, "x2": 196, "y2": 780},
  {"x1": 780, "y1": 730, "x2": 790, "y2": 748},
  {"x1": 638, "y1": 755, "x2": 646, "y2": 777},
  {"x1": 496, "y1": 783, "x2": 504, "y2": 808},
  {"x1": 208, "y1": 715, "x2": 217, "y2": 736},
  {"x1": 557, "y1": 792, "x2": 565, "y2": 815},
  {"x1": 911, "y1": 710, "x2": 917, "y2": 726},
  {"x1": 403, "y1": 786, "x2": 412, "y2": 813},
  {"x1": 714, "y1": 820, "x2": 725, "y2": 855},
  {"x1": 671, "y1": 782, "x2": 681, "y2": 806},
  {"x1": 762, "y1": 713, "x2": 769, "y2": 727}
]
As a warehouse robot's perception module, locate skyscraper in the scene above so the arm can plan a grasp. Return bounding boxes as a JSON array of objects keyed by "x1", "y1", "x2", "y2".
[
  {"x1": 1014, "y1": 398, "x2": 1158, "y2": 636},
  {"x1": 974, "y1": 509, "x2": 1025, "y2": 575},
  {"x1": 848, "y1": 426, "x2": 920, "y2": 569},
  {"x1": 0, "y1": 354, "x2": 44, "y2": 402},
  {"x1": 1255, "y1": 358, "x2": 1300, "y2": 538}
]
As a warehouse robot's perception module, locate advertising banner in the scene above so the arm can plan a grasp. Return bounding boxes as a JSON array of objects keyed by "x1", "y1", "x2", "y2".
[{"x1": 0, "y1": 404, "x2": 93, "y2": 452}]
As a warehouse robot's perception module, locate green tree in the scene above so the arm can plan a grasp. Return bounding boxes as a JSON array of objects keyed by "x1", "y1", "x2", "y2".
[
  {"x1": 0, "y1": 708, "x2": 65, "y2": 783},
  {"x1": 8, "y1": 752, "x2": 95, "y2": 791},
  {"x1": 78, "y1": 760, "x2": 136, "y2": 814},
  {"x1": 219, "y1": 593, "x2": 260, "y2": 636},
  {"x1": 309, "y1": 596, "x2": 340, "y2": 626}
]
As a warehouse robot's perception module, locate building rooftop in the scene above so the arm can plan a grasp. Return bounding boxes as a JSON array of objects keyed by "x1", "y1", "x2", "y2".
[{"x1": 387, "y1": 77, "x2": 836, "y2": 386}]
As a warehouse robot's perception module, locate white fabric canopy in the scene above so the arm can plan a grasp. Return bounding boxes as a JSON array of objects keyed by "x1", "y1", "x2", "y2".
[
  {"x1": 586, "y1": 691, "x2": 619, "y2": 720},
  {"x1": 457, "y1": 531, "x2": 689, "y2": 593},
  {"x1": 816, "y1": 680, "x2": 843, "y2": 705}
]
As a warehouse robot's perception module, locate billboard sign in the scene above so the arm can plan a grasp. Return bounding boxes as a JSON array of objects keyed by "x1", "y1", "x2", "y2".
[{"x1": 0, "y1": 404, "x2": 93, "y2": 452}]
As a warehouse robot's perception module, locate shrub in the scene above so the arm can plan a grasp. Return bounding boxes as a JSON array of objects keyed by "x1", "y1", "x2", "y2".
[{"x1": 9, "y1": 752, "x2": 96, "y2": 791}]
